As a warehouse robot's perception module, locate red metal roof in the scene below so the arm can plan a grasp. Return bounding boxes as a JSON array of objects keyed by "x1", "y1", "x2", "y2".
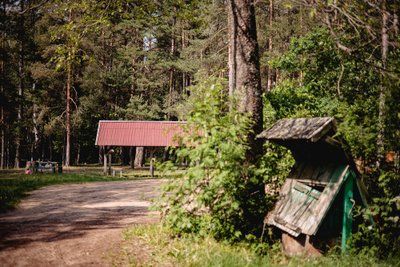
[{"x1": 95, "y1": 121, "x2": 187, "y2": 147}]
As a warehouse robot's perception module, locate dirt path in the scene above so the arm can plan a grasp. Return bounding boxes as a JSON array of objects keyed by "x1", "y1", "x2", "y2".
[{"x1": 0, "y1": 179, "x2": 165, "y2": 267}]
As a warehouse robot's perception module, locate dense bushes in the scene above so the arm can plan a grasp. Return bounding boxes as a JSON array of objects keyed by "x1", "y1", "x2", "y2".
[{"x1": 157, "y1": 77, "x2": 279, "y2": 241}]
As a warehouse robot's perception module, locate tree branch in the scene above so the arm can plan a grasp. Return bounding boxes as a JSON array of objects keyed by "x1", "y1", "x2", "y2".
[{"x1": 18, "y1": 0, "x2": 50, "y2": 15}]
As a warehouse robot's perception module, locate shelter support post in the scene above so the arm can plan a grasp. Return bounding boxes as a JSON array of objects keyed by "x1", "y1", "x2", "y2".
[
  {"x1": 341, "y1": 172, "x2": 354, "y2": 252},
  {"x1": 108, "y1": 154, "x2": 112, "y2": 175},
  {"x1": 103, "y1": 147, "x2": 107, "y2": 175},
  {"x1": 150, "y1": 158, "x2": 155, "y2": 177}
]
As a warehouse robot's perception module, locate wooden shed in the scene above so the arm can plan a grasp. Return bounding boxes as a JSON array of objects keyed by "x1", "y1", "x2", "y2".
[{"x1": 257, "y1": 117, "x2": 370, "y2": 256}]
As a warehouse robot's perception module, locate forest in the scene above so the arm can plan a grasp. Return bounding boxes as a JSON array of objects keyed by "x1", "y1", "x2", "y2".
[{"x1": 1, "y1": 0, "x2": 399, "y2": 261}]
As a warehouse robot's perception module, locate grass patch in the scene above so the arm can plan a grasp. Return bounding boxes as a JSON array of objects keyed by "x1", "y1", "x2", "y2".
[
  {"x1": 0, "y1": 168, "x2": 171, "y2": 213},
  {"x1": 122, "y1": 224, "x2": 399, "y2": 267}
]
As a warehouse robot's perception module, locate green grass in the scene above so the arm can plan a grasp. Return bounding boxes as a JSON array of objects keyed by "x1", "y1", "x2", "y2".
[
  {"x1": 0, "y1": 167, "x2": 171, "y2": 213},
  {"x1": 122, "y1": 224, "x2": 399, "y2": 267}
]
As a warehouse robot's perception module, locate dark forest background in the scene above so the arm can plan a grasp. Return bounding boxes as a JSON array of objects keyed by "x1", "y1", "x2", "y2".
[{"x1": 0, "y1": 0, "x2": 399, "y2": 173}]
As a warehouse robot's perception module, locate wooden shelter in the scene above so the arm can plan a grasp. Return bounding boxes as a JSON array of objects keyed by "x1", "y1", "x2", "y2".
[
  {"x1": 257, "y1": 117, "x2": 370, "y2": 256},
  {"x1": 95, "y1": 120, "x2": 186, "y2": 175},
  {"x1": 95, "y1": 120, "x2": 186, "y2": 147}
]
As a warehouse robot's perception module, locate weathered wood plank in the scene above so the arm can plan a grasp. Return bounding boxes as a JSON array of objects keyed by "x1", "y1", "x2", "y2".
[
  {"x1": 257, "y1": 117, "x2": 334, "y2": 141},
  {"x1": 266, "y1": 165, "x2": 349, "y2": 237},
  {"x1": 303, "y1": 165, "x2": 349, "y2": 235},
  {"x1": 310, "y1": 118, "x2": 336, "y2": 142}
]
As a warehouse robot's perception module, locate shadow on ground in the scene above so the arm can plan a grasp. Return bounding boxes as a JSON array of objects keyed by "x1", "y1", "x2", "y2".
[{"x1": 0, "y1": 180, "x2": 163, "y2": 251}]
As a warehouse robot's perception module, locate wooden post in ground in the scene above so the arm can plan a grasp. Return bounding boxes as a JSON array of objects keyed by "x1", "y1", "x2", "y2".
[
  {"x1": 150, "y1": 158, "x2": 155, "y2": 178},
  {"x1": 104, "y1": 148, "x2": 114, "y2": 175},
  {"x1": 103, "y1": 150, "x2": 107, "y2": 175},
  {"x1": 108, "y1": 154, "x2": 112, "y2": 175}
]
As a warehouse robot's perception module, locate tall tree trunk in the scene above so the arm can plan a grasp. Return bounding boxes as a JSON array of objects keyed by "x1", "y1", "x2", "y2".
[
  {"x1": 134, "y1": 147, "x2": 145, "y2": 167},
  {"x1": 266, "y1": 0, "x2": 274, "y2": 92},
  {"x1": 0, "y1": 26, "x2": 4, "y2": 169},
  {"x1": 15, "y1": 0, "x2": 25, "y2": 168},
  {"x1": 299, "y1": 3, "x2": 304, "y2": 85},
  {"x1": 32, "y1": 84, "x2": 39, "y2": 161},
  {"x1": 0, "y1": 94, "x2": 4, "y2": 169},
  {"x1": 181, "y1": 20, "x2": 187, "y2": 94},
  {"x1": 65, "y1": 57, "x2": 71, "y2": 166},
  {"x1": 227, "y1": 0, "x2": 265, "y2": 235},
  {"x1": 0, "y1": 101, "x2": 3, "y2": 168},
  {"x1": 377, "y1": 0, "x2": 388, "y2": 168},
  {"x1": 168, "y1": 14, "x2": 176, "y2": 119},
  {"x1": 227, "y1": 2, "x2": 237, "y2": 96},
  {"x1": 227, "y1": 0, "x2": 263, "y2": 163},
  {"x1": 65, "y1": 9, "x2": 72, "y2": 167}
]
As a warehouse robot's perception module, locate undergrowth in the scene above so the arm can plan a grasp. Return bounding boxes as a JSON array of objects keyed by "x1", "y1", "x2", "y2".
[
  {"x1": 123, "y1": 224, "x2": 399, "y2": 267},
  {"x1": 157, "y1": 77, "x2": 272, "y2": 241}
]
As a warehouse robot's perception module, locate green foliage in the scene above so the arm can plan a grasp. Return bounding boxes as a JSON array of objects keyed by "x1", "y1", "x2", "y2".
[
  {"x1": 266, "y1": 80, "x2": 317, "y2": 119},
  {"x1": 267, "y1": 26, "x2": 400, "y2": 256},
  {"x1": 156, "y1": 77, "x2": 267, "y2": 241},
  {"x1": 256, "y1": 143, "x2": 294, "y2": 212},
  {"x1": 349, "y1": 169, "x2": 400, "y2": 258},
  {"x1": 268, "y1": 27, "x2": 384, "y2": 162},
  {"x1": 116, "y1": 95, "x2": 161, "y2": 120},
  {"x1": 350, "y1": 197, "x2": 400, "y2": 259}
]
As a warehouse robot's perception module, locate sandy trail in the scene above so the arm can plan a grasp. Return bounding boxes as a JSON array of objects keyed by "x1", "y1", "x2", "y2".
[{"x1": 0, "y1": 179, "x2": 164, "y2": 267}]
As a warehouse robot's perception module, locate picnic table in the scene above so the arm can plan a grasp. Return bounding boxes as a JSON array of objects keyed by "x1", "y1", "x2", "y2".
[{"x1": 25, "y1": 161, "x2": 63, "y2": 174}]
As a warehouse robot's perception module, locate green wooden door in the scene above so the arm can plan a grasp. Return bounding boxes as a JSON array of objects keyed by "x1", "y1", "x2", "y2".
[{"x1": 341, "y1": 171, "x2": 355, "y2": 252}]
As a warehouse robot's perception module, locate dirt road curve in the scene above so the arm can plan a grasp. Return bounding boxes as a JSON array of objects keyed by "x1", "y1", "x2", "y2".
[{"x1": 0, "y1": 180, "x2": 164, "y2": 267}]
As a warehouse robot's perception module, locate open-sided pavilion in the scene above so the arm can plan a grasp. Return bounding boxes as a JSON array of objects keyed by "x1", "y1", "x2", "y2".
[{"x1": 95, "y1": 120, "x2": 187, "y2": 175}]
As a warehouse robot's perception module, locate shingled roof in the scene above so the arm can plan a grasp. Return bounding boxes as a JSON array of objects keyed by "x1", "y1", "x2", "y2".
[{"x1": 257, "y1": 117, "x2": 336, "y2": 142}]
